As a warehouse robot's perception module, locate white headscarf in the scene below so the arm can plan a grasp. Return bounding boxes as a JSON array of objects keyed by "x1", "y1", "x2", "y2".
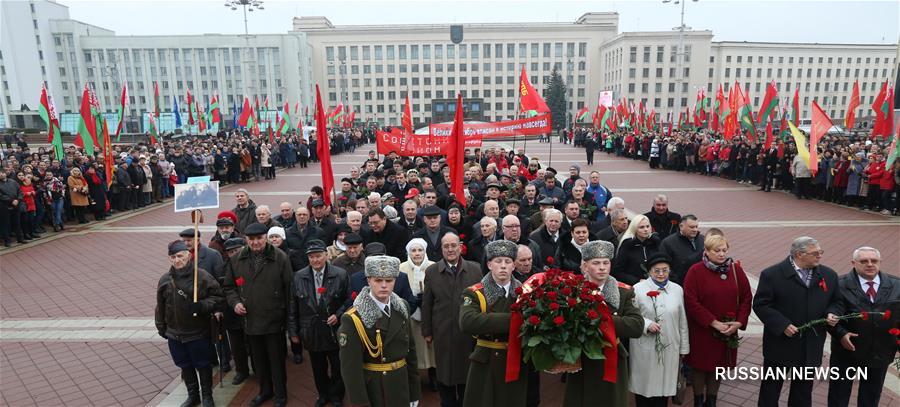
[{"x1": 405, "y1": 238, "x2": 428, "y2": 265}]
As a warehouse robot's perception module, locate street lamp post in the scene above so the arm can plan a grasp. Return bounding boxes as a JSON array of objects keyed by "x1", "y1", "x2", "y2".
[
  {"x1": 225, "y1": 1, "x2": 264, "y2": 106},
  {"x1": 663, "y1": 0, "x2": 697, "y2": 104}
]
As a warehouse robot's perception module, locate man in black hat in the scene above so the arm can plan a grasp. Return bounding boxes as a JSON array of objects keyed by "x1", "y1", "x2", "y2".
[
  {"x1": 332, "y1": 232, "x2": 365, "y2": 276},
  {"x1": 288, "y1": 240, "x2": 350, "y2": 407},
  {"x1": 223, "y1": 223, "x2": 293, "y2": 407},
  {"x1": 180, "y1": 229, "x2": 225, "y2": 279},
  {"x1": 156, "y1": 240, "x2": 225, "y2": 407},
  {"x1": 310, "y1": 198, "x2": 339, "y2": 245},
  {"x1": 412, "y1": 205, "x2": 455, "y2": 262},
  {"x1": 528, "y1": 197, "x2": 557, "y2": 231}
]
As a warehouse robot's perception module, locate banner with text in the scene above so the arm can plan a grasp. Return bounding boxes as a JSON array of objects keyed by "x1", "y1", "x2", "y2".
[{"x1": 376, "y1": 114, "x2": 552, "y2": 156}]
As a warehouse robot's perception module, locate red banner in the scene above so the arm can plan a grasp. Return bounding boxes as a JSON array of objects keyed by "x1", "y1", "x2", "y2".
[{"x1": 377, "y1": 114, "x2": 552, "y2": 156}]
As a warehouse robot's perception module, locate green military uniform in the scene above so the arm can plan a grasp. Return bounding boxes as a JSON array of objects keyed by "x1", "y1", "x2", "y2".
[
  {"x1": 338, "y1": 256, "x2": 421, "y2": 407},
  {"x1": 459, "y1": 244, "x2": 527, "y2": 407},
  {"x1": 563, "y1": 278, "x2": 645, "y2": 407}
]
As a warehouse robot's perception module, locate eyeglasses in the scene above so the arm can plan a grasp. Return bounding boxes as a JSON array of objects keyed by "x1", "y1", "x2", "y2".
[
  {"x1": 502, "y1": 224, "x2": 520, "y2": 229},
  {"x1": 649, "y1": 268, "x2": 671, "y2": 274},
  {"x1": 803, "y1": 250, "x2": 825, "y2": 257}
]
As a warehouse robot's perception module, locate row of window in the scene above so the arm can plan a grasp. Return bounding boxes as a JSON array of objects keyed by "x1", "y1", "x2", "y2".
[
  {"x1": 723, "y1": 67, "x2": 892, "y2": 80},
  {"x1": 724, "y1": 55, "x2": 893, "y2": 65},
  {"x1": 326, "y1": 60, "x2": 587, "y2": 76},
  {"x1": 74, "y1": 47, "x2": 281, "y2": 65},
  {"x1": 326, "y1": 42, "x2": 589, "y2": 62},
  {"x1": 326, "y1": 87, "x2": 586, "y2": 103},
  {"x1": 329, "y1": 74, "x2": 586, "y2": 88}
]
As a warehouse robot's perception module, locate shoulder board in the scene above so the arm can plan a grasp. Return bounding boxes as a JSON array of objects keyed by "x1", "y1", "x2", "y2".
[
  {"x1": 617, "y1": 281, "x2": 632, "y2": 290},
  {"x1": 468, "y1": 283, "x2": 484, "y2": 292}
]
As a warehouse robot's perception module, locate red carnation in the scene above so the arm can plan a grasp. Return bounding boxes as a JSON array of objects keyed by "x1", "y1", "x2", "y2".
[
  {"x1": 528, "y1": 300, "x2": 536, "y2": 307},
  {"x1": 646, "y1": 291, "x2": 660, "y2": 298},
  {"x1": 587, "y1": 309, "x2": 599, "y2": 320},
  {"x1": 460, "y1": 244, "x2": 468, "y2": 255},
  {"x1": 861, "y1": 312, "x2": 869, "y2": 321},
  {"x1": 725, "y1": 311, "x2": 736, "y2": 319},
  {"x1": 561, "y1": 287, "x2": 572, "y2": 296},
  {"x1": 567, "y1": 298, "x2": 577, "y2": 307},
  {"x1": 459, "y1": 233, "x2": 466, "y2": 240},
  {"x1": 553, "y1": 315, "x2": 565, "y2": 326},
  {"x1": 671, "y1": 219, "x2": 678, "y2": 225},
  {"x1": 549, "y1": 302, "x2": 560, "y2": 311},
  {"x1": 546, "y1": 292, "x2": 558, "y2": 301},
  {"x1": 528, "y1": 315, "x2": 541, "y2": 325},
  {"x1": 351, "y1": 291, "x2": 358, "y2": 300},
  {"x1": 888, "y1": 328, "x2": 900, "y2": 336},
  {"x1": 546, "y1": 256, "x2": 554, "y2": 265},
  {"x1": 317, "y1": 287, "x2": 327, "y2": 295},
  {"x1": 882, "y1": 310, "x2": 892, "y2": 320},
  {"x1": 235, "y1": 277, "x2": 245, "y2": 287}
]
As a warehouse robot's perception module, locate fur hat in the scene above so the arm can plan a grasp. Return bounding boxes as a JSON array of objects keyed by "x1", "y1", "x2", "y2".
[
  {"x1": 580, "y1": 240, "x2": 615, "y2": 260},
  {"x1": 484, "y1": 240, "x2": 518, "y2": 261},
  {"x1": 364, "y1": 255, "x2": 401, "y2": 278}
]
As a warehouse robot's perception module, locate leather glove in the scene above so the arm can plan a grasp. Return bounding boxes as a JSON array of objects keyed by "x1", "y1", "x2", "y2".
[{"x1": 189, "y1": 302, "x2": 202, "y2": 315}]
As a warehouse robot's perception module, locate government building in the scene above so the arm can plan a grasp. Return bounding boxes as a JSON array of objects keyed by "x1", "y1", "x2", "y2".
[{"x1": 1, "y1": 0, "x2": 896, "y2": 132}]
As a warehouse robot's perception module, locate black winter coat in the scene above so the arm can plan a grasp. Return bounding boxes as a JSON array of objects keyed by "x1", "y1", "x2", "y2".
[
  {"x1": 361, "y1": 220, "x2": 410, "y2": 260},
  {"x1": 155, "y1": 266, "x2": 225, "y2": 342},
  {"x1": 642, "y1": 209, "x2": 681, "y2": 239},
  {"x1": 555, "y1": 232, "x2": 599, "y2": 273},
  {"x1": 285, "y1": 222, "x2": 323, "y2": 269},
  {"x1": 611, "y1": 234, "x2": 662, "y2": 285},
  {"x1": 222, "y1": 244, "x2": 294, "y2": 335},
  {"x1": 659, "y1": 232, "x2": 705, "y2": 285},
  {"x1": 286, "y1": 264, "x2": 350, "y2": 352},
  {"x1": 827, "y1": 270, "x2": 900, "y2": 368}
]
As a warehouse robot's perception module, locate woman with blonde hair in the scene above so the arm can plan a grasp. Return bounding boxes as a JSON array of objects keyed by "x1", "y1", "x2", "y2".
[
  {"x1": 399, "y1": 238, "x2": 438, "y2": 391},
  {"x1": 612, "y1": 214, "x2": 661, "y2": 285},
  {"x1": 682, "y1": 234, "x2": 752, "y2": 407},
  {"x1": 67, "y1": 167, "x2": 90, "y2": 224}
]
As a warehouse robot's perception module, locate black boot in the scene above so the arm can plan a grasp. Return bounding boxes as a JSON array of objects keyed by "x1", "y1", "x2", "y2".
[
  {"x1": 704, "y1": 394, "x2": 717, "y2": 407},
  {"x1": 693, "y1": 394, "x2": 704, "y2": 407},
  {"x1": 427, "y1": 367, "x2": 438, "y2": 392},
  {"x1": 180, "y1": 368, "x2": 201, "y2": 407},
  {"x1": 198, "y1": 367, "x2": 215, "y2": 407}
]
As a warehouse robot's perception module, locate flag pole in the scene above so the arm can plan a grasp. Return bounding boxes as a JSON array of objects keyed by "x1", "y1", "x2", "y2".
[{"x1": 192, "y1": 209, "x2": 201, "y2": 316}]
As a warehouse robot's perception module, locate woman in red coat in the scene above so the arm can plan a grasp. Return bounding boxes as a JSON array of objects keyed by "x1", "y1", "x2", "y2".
[
  {"x1": 863, "y1": 155, "x2": 885, "y2": 211},
  {"x1": 831, "y1": 152, "x2": 851, "y2": 204},
  {"x1": 683, "y1": 234, "x2": 752, "y2": 407}
]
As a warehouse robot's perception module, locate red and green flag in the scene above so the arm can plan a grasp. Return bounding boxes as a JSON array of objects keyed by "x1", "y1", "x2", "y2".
[
  {"x1": 76, "y1": 84, "x2": 98, "y2": 155},
  {"x1": 152, "y1": 81, "x2": 161, "y2": 119},
  {"x1": 238, "y1": 97, "x2": 255, "y2": 128},
  {"x1": 39, "y1": 84, "x2": 64, "y2": 160},
  {"x1": 712, "y1": 85, "x2": 725, "y2": 133},
  {"x1": 101, "y1": 114, "x2": 114, "y2": 187},
  {"x1": 757, "y1": 81, "x2": 779, "y2": 124},
  {"x1": 208, "y1": 94, "x2": 220, "y2": 126},
  {"x1": 792, "y1": 87, "x2": 800, "y2": 126},
  {"x1": 519, "y1": 65, "x2": 550, "y2": 116},
  {"x1": 186, "y1": 90, "x2": 196, "y2": 126},
  {"x1": 115, "y1": 83, "x2": 128, "y2": 141},
  {"x1": 147, "y1": 112, "x2": 159, "y2": 145},
  {"x1": 737, "y1": 84, "x2": 755, "y2": 133},
  {"x1": 809, "y1": 100, "x2": 834, "y2": 177},
  {"x1": 871, "y1": 81, "x2": 894, "y2": 140},
  {"x1": 575, "y1": 106, "x2": 590, "y2": 122}
]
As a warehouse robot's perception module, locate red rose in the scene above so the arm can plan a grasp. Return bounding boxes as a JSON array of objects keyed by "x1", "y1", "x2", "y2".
[
  {"x1": 882, "y1": 310, "x2": 892, "y2": 320},
  {"x1": 235, "y1": 277, "x2": 245, "y2": 287},
  {"x1": 528, "y1": 315, "x2": 541, "y2": 325},
  {"x1": 528, "y1": 300, "x2": 536, "y2": 307},
  {"x1": 861, "y1": 312, "x2": 869, "y2": 321},
  {"x1": 671, "y1": 219, "x2": 678, "y2": 225},
  {"x1": 888, "y1": 328, "x2": 900, "y2": 336},
  {"x1": 546, "y1": 256, "x2": 555, "y2": 265},
  {"x1": 546, "y1": 292, "x2": 558, "y2": 301},
  {"x1": 561, "y1": 287, "x2": 572, "y2": 296},
  {"x1": 460, "y1": 244, "x2": 468, "y2": 255},
  {"x1": 317, "y1": 287, "x2": 327, "y2": 294},
  {"x1": 553, "y1": 315, "x2": 565, "y2": 326},
  {"x1": 646, "y1": 291, "x2": 660, "y2": 298},
  {"x1": 587, "y1": 309, "x2": 599, "y2": 320},
  {"x1": 567, "y1": 298, "x2": 577, "y2": 307},
  {"x1": 351, "y1": 291, "x2": 358, "y2": 300},
  {"x1": 510, "y1": 303, "x2": 521, "y2": 312},
  {"x1": 459, "y1": 233, "x2": 466, "y2": 240},
  {"x1": 514, "y1": 287, "x2": 523, "y2": 295},
  {"x1": 549, "y1": 302, "x2": 560, "y2": 311}
]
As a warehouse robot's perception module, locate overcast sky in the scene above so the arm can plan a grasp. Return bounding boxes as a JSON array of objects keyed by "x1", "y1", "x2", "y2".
[{"x1": 62, "y1": 0, "x2": 898, "y2": 44}]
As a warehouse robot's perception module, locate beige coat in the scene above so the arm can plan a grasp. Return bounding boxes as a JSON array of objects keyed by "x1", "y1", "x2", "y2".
[
  {"x1": 400, "y1": 258, "x2": 436, "y2": 370},
  {"x1": 68, "y1": 175, "x2": 89, "y2": 207}
]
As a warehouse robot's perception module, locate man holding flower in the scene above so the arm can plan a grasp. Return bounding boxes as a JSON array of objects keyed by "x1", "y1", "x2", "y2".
[
  {"x1": 563, "y1": 240, "x2": 644, "y2": 407},
  {"x1": 459, "y1": 240, "x2": 527, "y2": 407}
]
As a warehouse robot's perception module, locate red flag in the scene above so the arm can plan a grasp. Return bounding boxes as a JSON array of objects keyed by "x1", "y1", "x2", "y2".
[
  {"x1": 792, "y1": 87, "x2": 800, "y2": 126},
  {"x1": 446, "y1": 93, "x2": 466, "y2": 207},
  {"x1": 810, "y1": 100, "x2": 833, "y2": 177},
  {"x1": 402, "y1": 93, "x2": 413, "y2": 134},
  {"x1": 315, "y1": 85, "x2": 334, "y2": 206},
  {"x1": 844, "y1": 80, "x2": 860, "y2": 130},
  {"x1": 101, "y1": 119, "x2": 114, "y2": 187},
  {"x1": 764, "y1": 118, "x2": 774, "y2": 150},
  {"x1": 186, "y1": 90, "x2": 195, "y2": 125},
  {"x1": 238, "y1": 97, "x2": 253, "y2": 127},
  {"x1": 518, "y1": 66, "x2": 550, "y2": 113},
  {"x1": 871, "y1": 81, "x2": 894, "y2": 139},
  {"x1": 757, "y1": 81, "x2": 779, "y2": 124}
]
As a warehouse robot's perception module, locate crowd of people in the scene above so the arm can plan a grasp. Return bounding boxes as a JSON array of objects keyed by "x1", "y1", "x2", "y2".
[
  {"x1": 154, "y1": 140, "x2": 897, "y2": 407},
  {"x1": 567, "y1": 126, "x2": 899, "y2": 216},
  {"x1": 0, "y1": 127, "x2": 372, "y2": 247}
]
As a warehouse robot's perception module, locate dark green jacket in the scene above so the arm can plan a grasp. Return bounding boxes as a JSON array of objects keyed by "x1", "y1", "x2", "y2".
[
  {"x1": 223, "y1": 244, "x2": 293, "y2": 335},
  {"x1": 155, "y1": 265, "x2": 224, "y2": 343},
  {"x1": 459, "y1": 285, "x2": 527, "y2": 407},
  {"x1": 563, "y1": 285, "x2": 644, "y2": 407}
]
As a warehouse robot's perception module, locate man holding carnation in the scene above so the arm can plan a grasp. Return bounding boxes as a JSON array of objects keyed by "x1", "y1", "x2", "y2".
[
  {"x1": 563, "y1": 240, "x2": 644, "y2": 407},
  {"x1": 459, "y1": 240, "x2": 527, "y2": 406}
]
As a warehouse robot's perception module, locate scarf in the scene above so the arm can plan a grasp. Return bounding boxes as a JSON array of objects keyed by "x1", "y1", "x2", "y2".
[
  {"x1": 653, "y1": 279, "x2": 669, "y2": 290},
  {"x1": 88, "y1": 172, "x2": 102, "y2": 186},
  {"x1": 480, "y1": 272, "x2": 523, "y2": 306},
  {"x1": 702, "y1": 253, "x2": 733, "y2": 276}
]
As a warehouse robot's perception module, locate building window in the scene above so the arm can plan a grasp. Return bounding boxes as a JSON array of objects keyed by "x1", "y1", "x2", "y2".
[
  {"x1": 629, "y1": 46, "x2": 637, "y2": 63},
  {"x1": 643, "y1": 46, "x2": 650, "y2": 63}
]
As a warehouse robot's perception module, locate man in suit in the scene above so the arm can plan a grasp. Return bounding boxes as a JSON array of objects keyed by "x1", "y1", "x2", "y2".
[
  {"x1": 753, "y1": 236, "x2": 840, "y2": 407},
  {"x1": 826, "y1": 246, "x2": 899, "y2": 407},
  {"x1": 411, "y1": 205, "x2": 454, "y2": 262},
  {"x1": 528, "y1": 208, "x2": 563, "y2": 268},
  {"x1": 421, "y1": 233, "x2": 482, "y2": 407},
  {"x1": 362, "y1": 207, "x2": 410, "y2": 260}
]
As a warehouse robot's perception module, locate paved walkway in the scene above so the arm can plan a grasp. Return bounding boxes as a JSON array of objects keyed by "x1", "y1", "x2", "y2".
[{"x1": 1, "y1": 139, "x2": 898, "y2": 406}]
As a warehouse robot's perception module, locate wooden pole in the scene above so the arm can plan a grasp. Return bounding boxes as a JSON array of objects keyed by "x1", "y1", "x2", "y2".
[{"x1": 192, "y1": 209, "x2": 200, "y2": 316}]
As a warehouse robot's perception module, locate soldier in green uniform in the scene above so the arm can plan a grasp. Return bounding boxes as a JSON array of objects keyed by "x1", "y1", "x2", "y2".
[
  {"x1": 338, "y1": 255, "x2": 421, "y2": 407},
  {"x1": 459, "y1": 240, "x2": 527, "y2": 407},
  {"x1": 563, "y1": 240, "x2": 644, "y2": 407}
]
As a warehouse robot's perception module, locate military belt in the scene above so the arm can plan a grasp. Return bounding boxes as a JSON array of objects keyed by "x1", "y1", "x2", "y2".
[
  {"x1": 363, "y1": 359, "x2": 407, "y2": 372},
  {"x1": 476, "y1": 338, "x2": 508, "y2": 350}
]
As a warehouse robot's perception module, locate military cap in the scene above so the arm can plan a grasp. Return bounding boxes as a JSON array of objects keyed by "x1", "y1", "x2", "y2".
[
  {"x1": 305, "y1": 239, "x2": 327, "y2": 255},
  {"x1": 538, "y1": 197, "x2": 555, "y2": 206},
  {"x1": 581, "y1": 240, "x2": 615, "y2": 260},
  {"x1": 224, "y1": 237, "x2": 246, "y2": 251},
  {"x1": 422, "y1": 205, "x2": 441, "y2": 217},
  {"x1": 344, "y1": 232, "x2": 363, "y2": 245},
  {"x1": 243, "y1": 222, "x2": 269, "y2": 236},
  {"x1": 179, "y1": 228, "x2": 199, "y2": 238},
  {"x1": 311, "y1": 198, "x2": 326, "y2": 207},
  {"x1": 215, "y1": 217, "x2": 234, "y2": 227},
  {"x1": 485, "y1": 240, "x2": 518, "y2": 261},
  {"x1": 364, "y1": 255, "x2": 401, "y2": 278},
  {"x1": 168, "y1": 240, "x2": 189, "y2": 256}
]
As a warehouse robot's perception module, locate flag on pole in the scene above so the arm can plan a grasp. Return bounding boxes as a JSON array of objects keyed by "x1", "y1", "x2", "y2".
[
  {"x1": 712, "y1": 84, "x2": 725, "y2": 133},
  {"x1": 871, "y1": 81, "x2": 894, "y2": 139},
  {"x1": 809, "y1": 100, "x2": 833, "y2": 177},
  {"x1": 153, "y1": 81, "x2": 161, "y2": 119},
  {"x1": 402, "y1": 93, "x2": 413, "y2": 134},
  {"x1": 39, "y1": 85, "x2": 64, "y2": 160},
  {"x1": 186, "y1": 90, "x2": 196, "y2": 126},
  {"x1": 519, "y1": 65, "x2": 550, "y2": 115},
  {"x1": 792, "y1": 87, "x2": 800, "y2": 126},
  {"x1": 114, "y1": 83, "x2": 128, "y2": 141},
  {"x1": 102, "y1": 114, "x2": 114, "y2": 187},
  {"x1": 173, "y1": 96, "x2": 183, "y2": 128},
  {"x1": 844, "y1": 80, "x2": 860, "y2": 130},
  {"x1": 788, "y1": 120, "x2": 811, "y2": 169},
  {"x1": 238, "y1": 97, "x2": 254, "y2": 128},
  {"x1": 757, "y1": 81, "x2": 779, "y2": 124},
  {"x1": 231, "y1": 100, "x2": 238, "y2": 129},
  {"x1": 885, "y1": 127, "x2": 899, "y2": 168},
  {"x1": 209, "y1": 94, "x2": 220, "y2": 125},
  {"x1": 315, "y1": 85, "x2": 335, "y2": 206},
  {"x1": 447, "y1": 93, "x2": 466, "y2": 207},
  {"x1": 147, "y1": 112, "x2": 159, "y2": 144},
  {"x1": 575, "y1": 107, "x2": 590, "y2": 122},
  {"x1": 764, "y1": 117, "x2": 774, "y2": 150},
  {"x1": 76, "y1": 85, "x2": 98, "y2": 155}
]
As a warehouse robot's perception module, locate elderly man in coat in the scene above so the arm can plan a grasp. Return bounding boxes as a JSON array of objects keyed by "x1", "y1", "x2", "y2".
[
  {"x1": 421, "y1": 233, "x2": 483, "y2": 407},
  {"x1": 752, "y1": 236, "x2": 839, "y2": 407},
  {"x1": 563, "y1": 240, "x2": 644, "y2": 407},
  {"x1": 338, "y1": 255, "x2": 421, "y2": 407}
]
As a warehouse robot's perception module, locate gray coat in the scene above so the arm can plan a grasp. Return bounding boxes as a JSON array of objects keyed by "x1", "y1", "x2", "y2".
[
  {"x1": 845, "y1": 159, "x2": 865, "y2": 196},
  {"x1": 420, "y1": 258, "x2": 483, "y2": 385},
  {"x1": 223, "y1": 244, "x2": 293, "y2": 335}
]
